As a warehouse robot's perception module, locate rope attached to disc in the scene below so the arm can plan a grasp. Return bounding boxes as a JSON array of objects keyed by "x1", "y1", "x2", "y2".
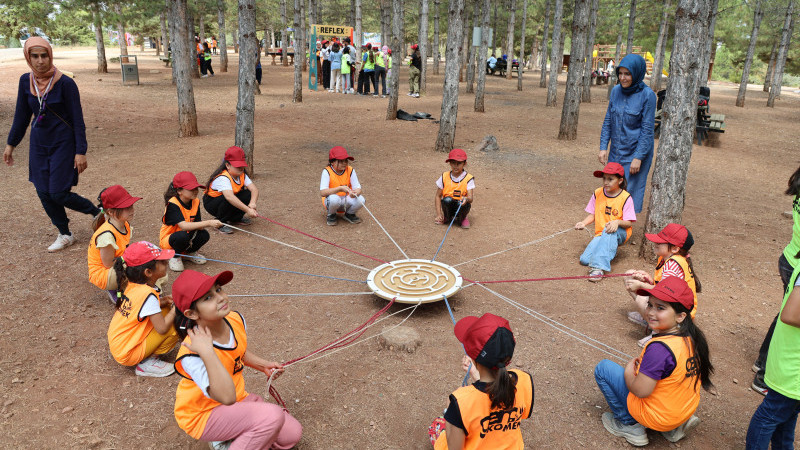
[
  {"x1": 357, "y1": 197, "x2": 410, "y2": 259},
  {"x1": 432, "y1": 201, "x2": 464, "y2": 262}
]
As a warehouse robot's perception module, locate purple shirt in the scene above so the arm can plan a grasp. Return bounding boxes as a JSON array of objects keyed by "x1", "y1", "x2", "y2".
[{"x1": 639, "y1": 341, "x2": 676, "y2": 380}]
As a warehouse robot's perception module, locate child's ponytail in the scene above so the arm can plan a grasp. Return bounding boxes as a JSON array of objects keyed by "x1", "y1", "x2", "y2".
[
  {"x1": 174, "y1": 306, "x2": 197, "y2": 340},
  {"x1": 92, "y1": 188, "x2": 109, "y2": 231},
  {"x1": 163, "y1": 182, "x2": 180, "y2": 205},
  {"x1": 113, "y1": 257, "x2": 157, "y2": 309},
  {"x1": 677, "y1": 248, "x2": 702, "y2": 293},
  {"x1": 487, "y1": 362, "x2": 517, "y2": 410},
  {"x1": 674, "y1": 305, "x2": 714, "y2": 392},
  {"x1": 112, "y1": 257, "x2": 129, "y2": 309},
  {"x1": 206, "y1": 161, "x2": 228, "y2": 189}
]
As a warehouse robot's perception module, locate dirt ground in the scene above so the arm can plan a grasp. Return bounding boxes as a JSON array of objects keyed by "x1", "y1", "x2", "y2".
[{"x1": 1, "y1": 47, "x2": 799, "y2": 449}]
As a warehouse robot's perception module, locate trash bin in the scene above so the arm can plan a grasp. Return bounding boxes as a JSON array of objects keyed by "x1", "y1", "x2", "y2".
[{"x1": 120, "y1": 55, "x2": 139, "y2": 85}]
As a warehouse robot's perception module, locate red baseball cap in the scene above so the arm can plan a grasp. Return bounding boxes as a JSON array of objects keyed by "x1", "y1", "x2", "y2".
[
  {"x1": 411, "y1": 44, "x2": 419, "y2": 50},
  {"x1": 446, "y1": 148, "x2": 467, "y2": 163},
  {"x1": 173, "y1": 269, "x2": 234, "y2": 313},
  {"x1": 101, "y1": 185, "x2": 142, "y2": 209},
  {"x1": 122, "y1": 241, "x2": 175, "y2": 267},
  {"x1": 224, "y1": 146, "x2": 248, "y2": 168},
  {"x1": 172, "y1": 171, "x2": 205, "y2": 190},
  {"x1": 329, "y1": 146, "x2": 354, "y2": 161},
  {"x1": 593, "y1": 162, "x2": 625, "y2": 178},
  {"x1": 454, "y1": 313, "x2": 515, "y2": 369},
  {"x1": 645, "y1": 223, "x2": 694, "y2": 250},
  {"x1": 636, "y1": 276, "x2": 695, "y2": 311}
]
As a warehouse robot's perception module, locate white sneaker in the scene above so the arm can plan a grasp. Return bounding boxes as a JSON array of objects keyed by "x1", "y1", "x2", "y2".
[
  {"x1": 661, "y1": 415, "x2": 700, "y2": 443},
  {"x1": 187, "y1": 252, "x2": 207, "y2": 265},
  {"x1": 627, "y1": 311, "x2": 647, "y2": 327},
  {"x1": 169, "y1": 256, "x2": 185, "y2": 272},
  {"x1": 201, "y1": 74, "x2": 209, "y2": 78},
  {"x1": 48, "y1": 234, "x2": 76, "y2": 252},
  {"x1": 135, "y1": 356, "x2": 175, "y2": 377},
  {"x1": 208, "y1": 441, "x2": 232, "y2": 450}
]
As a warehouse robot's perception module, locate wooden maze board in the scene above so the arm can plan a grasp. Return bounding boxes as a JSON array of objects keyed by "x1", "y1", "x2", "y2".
[{"x1": 367, "y1": 259, "x2": 464, "y2": 304}]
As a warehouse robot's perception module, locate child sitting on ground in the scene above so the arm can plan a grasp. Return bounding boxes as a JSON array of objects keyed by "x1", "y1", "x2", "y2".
[
  {"x1": 435, "y1": 149, "x2": 474, "y2": 229},
  {"x1": 203, "y1": 146, "x2": 260, "y2": 234},
  {"x1": 575, "y1": 162, "x2": 635, "y2": 281},
  {"x1": 320, "y1": 146, "x2": 364, "y2": 226}
]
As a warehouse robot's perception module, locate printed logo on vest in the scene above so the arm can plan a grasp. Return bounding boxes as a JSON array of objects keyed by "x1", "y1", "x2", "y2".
[
  {"x1": 233, "y1": 355, "x2": 244, "y2": 374},
  {"x1": 685, "y1": 356, "x2": 699, "y2": 378},
  {"x1": 478, "y1": 406, "x2": 525, "y2": 438},
  {"x1": 453, "y1": 190, "x2": 463, "y2": 199},
  {"x1": 118, "y1": 295, "x2": 132, "y2": 318}
]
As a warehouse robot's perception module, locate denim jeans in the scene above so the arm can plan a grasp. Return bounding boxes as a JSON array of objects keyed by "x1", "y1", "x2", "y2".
[
  {"x1": 746, "y1": 389, "x2": 800, "y2": 449},
  {"x1": 580, "y1": 228, "x2": 628, "y2": 272},
  {"x1": 754, "y1": 254, "x2": 797, "y2": 372},
  {"x1": 594, "y1": 359, "x2": 637, "y2": 425}
]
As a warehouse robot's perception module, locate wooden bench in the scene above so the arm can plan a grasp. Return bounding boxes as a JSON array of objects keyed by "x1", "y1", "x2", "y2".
[
  {"x1": 654, "y1": 109, "x2": 726, "y2": 146},
  {"x1": 159, "y1": 52, "x2": 172, "y2": 67}
]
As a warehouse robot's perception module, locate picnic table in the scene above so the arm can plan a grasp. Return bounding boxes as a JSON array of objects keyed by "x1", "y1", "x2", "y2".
[
  {"x1": 159, "y1": 51, "x2": 172, "y2": 67},
  {"x1": 653, "y1": 105, "x2": 726, "y2": 146},
  {"x1": 267, "y1": 48, "x2": 295, "y2": 65}
]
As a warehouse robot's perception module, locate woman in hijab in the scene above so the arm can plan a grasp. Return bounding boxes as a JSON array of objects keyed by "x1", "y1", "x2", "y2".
[
  {"x1": 599, "y1": 54, "x2": 656, "y2": 214},
  {"x1": 4, "y1": 37, "x2": 100, "y2": 252}
]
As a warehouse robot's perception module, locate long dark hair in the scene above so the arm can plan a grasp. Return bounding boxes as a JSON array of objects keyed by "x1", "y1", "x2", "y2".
[
  {"x1": 112, "y1": 257, "x2": 157, "y2": 310},
  {"x1": 93, "y1": 187, "x2": 126, "y2": 231},
  {"x1": 486, "y1": 361, "x2": 517, "y2": 410},
  {"x1": 368, "y1": 48, "x2": 375, "y2": 64},
  {"x1": 786, "y1": 165, "x2": 800, "y2": 197},
  {"x1": 174, "y1": 303, "x2": 198, "y2": 340},
  {"x1": 671, "y1": 303, "x2": 714, "y2": 392},
  {"x1": 206, "y1": 161, "x2": 228, "y2": 190},
  {"x1": 676, "y1": 248, "x2": 702, "y2": 293},
  {"x1": 164, "y1": 182, "x2": 180, "y2": 205}
]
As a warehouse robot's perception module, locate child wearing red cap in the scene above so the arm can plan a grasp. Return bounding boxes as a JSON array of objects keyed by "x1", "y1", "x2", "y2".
[
  {"x1": 408, "y1": 44, "x2": 421, "y2": 97},
  {"x1": 203, "y1": 146, "x2": 260, "y2": 234},
  {"x1": 87, "y1": 185, "x2": 141, "y2": 304},
  {"x1": 320, "y1": 146, "x2": 364, "y2": 226},
  {"x1": 161, "y1": 171, "x2": 224, "y2": 272},
  {"x1": 435, "y1": 149, "x2": 475, "y2": 229},
  {"x1": 624, "y1": 223, "x2": 701, "y2": 347},
  {"x1": 107, "y1": 241, "x2": 180, "y2": 377},
  {"x1": 432, "y1": 313, "x2": 534, "y2": 449},
  {"x1": 172, "y1": 270, "x2": 302, "y2": 449},
  {"x1": 575, "y1": 162, "x2": 636, "y2": 281},
  {"x1": 594, "y1": 277, "x2": 714, "y2": 446}
]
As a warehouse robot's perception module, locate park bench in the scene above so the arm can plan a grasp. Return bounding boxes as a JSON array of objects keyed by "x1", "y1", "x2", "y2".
[
  {"x1": 653, "y1": 107, "x2": 726, "y2": 146},
  {"x1": 159, "y1": 51, "x2": 171, "y2": 67}
]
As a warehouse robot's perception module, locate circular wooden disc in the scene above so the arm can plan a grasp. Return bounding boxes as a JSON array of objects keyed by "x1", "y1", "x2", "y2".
[{"x1": 367, "y1": 259, "x2": 463, "y2": 304}]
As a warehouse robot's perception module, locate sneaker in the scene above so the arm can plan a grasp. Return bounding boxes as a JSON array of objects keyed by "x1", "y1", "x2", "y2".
[
  {"x1": 187, "y1": 252, "x2": 207, "y2": 265},
  {"x1": 237, "y1": 216, "x2": 252, "y2": 226},
  {"x1": 342, "y1": 213, "x2": 362, "y2": 224},
  {"x1": 460, "y1": 218, "x2": 471, "y2": 229},
  {"x1": 407, "y1": 92, "x2": 414, "y2": 96},
  {"x1": 218, "y1": 225, "x2": 234, "y2": 234},
  {"x1": 661, "y1": 415, "x2": 700, "y2": 443},
  {"x1": 627, "y1": 311, "x2": 647, "y2": 327},
  {"x1": 327, "y1": 214, "x2": 338, "y2": 226},
  {"x1": 413, "y1": 93, "x2": 420, "y2": 98},
  {"x1": 381, "y1": 95, "x2": 387, "y2": 98},
  {"x1": 601, "y1": 412, "x2": 648, "y2": 446},
  {"x1": 201, "y1": 74, "x2": 208, "y2": 78},
  {"x1": 588, "y1": 268, "x2": 604, "y2": 282},
  {"x1": 209, "y1": 73, "x2": 215, "y2": 77},
  {"x1": 208, "y1": 441, "x2": 232, "y2": 450},
  {"x1": 373, "y1": 94, "x2": 379, "y2": 97},
  {"x1": 135, "y1": 356, "x2": 175, "y2": 377},
  {"x1": 169, "y1": 256, "x2": 185, "y2": 272},
  {"x1": 751, "y1": 362, "x2": 763, "y2": 373},
  {"x1": 637, "y1": 332, "x2": 654, "y2": 348},
  {"x1": 48, "y1": 234, "x2": 77, "y2": 252},
  {"x1": 751, "y1": 373, "x2": 768, "y2": 396}
]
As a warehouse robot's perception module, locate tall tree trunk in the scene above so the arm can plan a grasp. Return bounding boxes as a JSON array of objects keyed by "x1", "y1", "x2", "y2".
[
  {"x1": 735, "y1": 0, "x2": 761, "y2": 107},
  {"x1": 435, "y1": 0, "x2": 466, "y2": 152},
  {"x1": 459, "y1": 1, "x2": 471, "y2": 81},
  {"x1": 517, "y1": 0, "x2": 527, "y2": 90},
  {"x1": 557, "y1": 29, "x2": 566, "y2": 72},
  {"x1": 293, "y1": 0, "x2": 303, "y2": 102},
  {"x1": 168, "y1": 0, "x2": 199, "y2": 137},
  {"x1": 115, "y1": 4, "x2": 129, "y2": 57},
  {"x1": 474, "y1": 0, "x2": 490, "y2": 111},
  {"x1": 158, "y1": 11, "x2": 168, "y2": 57},
  {"x1": 309, "y1": 0, "x2": 316, "y2": 25},
  {"x1": 189, "y1": 12, "x2": 201, "y2": 78},
  {"x1": 581, "y1": 0, "x2": 597, "y2": 101},
  {"x1": 234, "y1": 26, "x2": 239, "y2": 53},
  {"x1": 763, "y1": 40, "x2": 777, "y2": 93},
  {"x1": 640, "y1": 0, "x2": 710, "y2": 261},
  {"x1": 93, "y1": 7, "x2": 108, "y2": 73},
  {"x1": 380, "y1": 0, "x2": 388, "y2": 47},
  {"x1": 698, "y1": 0, "x2": 718, "y2": 86},
  {"x1": 433, "y1": 0, "x2": 441, "y2": 74},
  {"x1": 651, "y1": 0, "x2": 671, "y2": 92},
  {"x1": 199, "y1": 12, "x2": 205, "y2": 42},
  {"x1": 546, "y1": 0, "x2": 563, "y2": 106},
  {"x1": 217, "y1": 0, "x2": 229, "y2": 72},
  {"x1": 355, "y1": 0, "x2": 362, "y2": 62},
  {"x1": 492, "y1": 1, "x2": 498, "y2": 55},
  {"x1": 281, "y1": 0, "x2": 289, "y2": 65},
  {"x1": 768, "y1": 1, "x2": 794, "y2": 107},
  {"x1": 350, "y1": 0, "x2": 355, "y2": 27},
  {"x1": 558, "y1": 0, "x2": 589, "y2": 139},
  {"x1": 466, "y1": 0, "x2": 479, "y2": 93},
  {"x1": 607, "y1": 4, "x2": 623, "y2": 98},
  {"x1": 236, "y1": 0, "x2": 258, "y2": 171},
  {"x1": 387, "y1": 0, "x2": 403, "y2": 119},
  {"x1": 505, "y1": 0, "x2": 517, "y2": 80},
  {"x1": 420, "y1": 0, "x2": 430, "y2": 93},
  {"x1": 300, "y1": 0, "x2": 306, "y2": 71},
  {"x1": 625, "y1": 0, "x2": 636, "y2": 54},
  {"x1": 539, "y1": 0, "x2": 551, "y2": 87}
]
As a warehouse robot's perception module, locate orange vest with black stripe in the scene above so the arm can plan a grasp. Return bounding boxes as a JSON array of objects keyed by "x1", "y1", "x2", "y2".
[
  {"x1": 654, "y1": 255, "x2": 698, "y2": 318},
  {"x1": 321, "y1": 165, "x2": 353, "y2": 208},
  {"x1": 159, "y1": 197, "x2": 200, "y2": 249},
  {"x1": 627, "y1": 334, "x2": 701, "y2": 432},
  {"x1": 174, "y1": 312, "x2": 248, "y2": 439},
  {"x1": 434, "y1": 369, "x2": 533, "y2": 450},
  {"x1": 206, "y1": 170, "x2": 245, "y2": 198},
  {"x1": 593, "y1": 187, "x2": 632, "y2": 241},
  {"x1": 107, "y1": 283, "x2": 160, "y2": 366},
  {"x1": 442, "y1": 171, "x2": 474, "y2": 201},
  {"x1": 87, "y1": 221, "x2": 131, "y2": 289}
]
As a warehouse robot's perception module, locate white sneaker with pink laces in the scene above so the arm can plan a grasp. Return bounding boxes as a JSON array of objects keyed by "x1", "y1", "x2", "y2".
[{"x1": 135, "y1": 356, "x2": 175, "y2": 377}]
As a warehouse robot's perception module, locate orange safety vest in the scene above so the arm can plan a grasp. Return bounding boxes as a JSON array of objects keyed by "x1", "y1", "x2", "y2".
[
  {"x1": 434, "y1": 369, "x2": 533, "y2": 450},
  {"x1": 654, "y1": 254, "x2": 698, "y2": 318},
  {"x1": 159, "y1": 197, "x2": 200, "y2": 249},
  {"x1": 206, "y1": 170, "x2": 246, "y2": 198},
  {"x1": 627, "y1": 334, "x2": 701, "y2": 432},
  {"x1": 87, "y1": 221, "x2": 131, "y2": 290},
  {"x1": 107, "y1": 283, "x2": 160, "y2": 366},
  {"x1": 321, "y1": 165, "x2": 353, "y2": 208},
  {"x1": 593, "y1": 187, "x2": 632, "y2": 242},
  {"x1": 441, "y1": 171, "x2": 474, "y2": 201},
  {"x1": 174, "y1": 312, "x2": 249, "y2": 439}
]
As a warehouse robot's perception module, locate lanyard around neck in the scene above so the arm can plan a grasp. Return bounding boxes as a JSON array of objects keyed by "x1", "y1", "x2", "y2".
[{"x1": 33, "y1": 74, "x2": 55, "y2": 107}]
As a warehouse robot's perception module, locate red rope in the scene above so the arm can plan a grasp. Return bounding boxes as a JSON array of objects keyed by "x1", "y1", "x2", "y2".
[
  {"x1": 258, "y1": 214, "x2": 389, "y2": 264},
  {"x1": 471, "y1": 272, "x2": 631, "y2": 284}
]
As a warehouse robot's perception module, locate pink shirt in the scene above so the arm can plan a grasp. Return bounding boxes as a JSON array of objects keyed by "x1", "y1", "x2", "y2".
[{"x1": 585, "y1": 189, "x2": 637, "y2": 221}]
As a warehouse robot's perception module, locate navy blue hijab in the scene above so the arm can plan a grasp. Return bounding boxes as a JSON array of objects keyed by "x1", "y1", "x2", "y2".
[{"x1": 616, "y1": 54, "x2": 647, "y2": 95}]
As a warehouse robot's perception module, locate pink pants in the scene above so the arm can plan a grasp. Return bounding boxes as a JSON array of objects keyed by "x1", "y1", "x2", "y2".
[{"x1": 200, "y1": 394, "x2": 302, "y2": 449}]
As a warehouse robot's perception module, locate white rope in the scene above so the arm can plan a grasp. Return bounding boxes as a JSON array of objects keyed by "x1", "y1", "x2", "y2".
[
  {"x1": 453, "y1": 228, "x2": 576, "y2": 267},
  {"x1": 357, "y1": 197, "x2": 410, "y2": 259},
  {"x1": 226, "y1": 224, "x2": 370, "y2": 272},
  {"x1": 229, "y1": 292, "x2": 374, "y2": 298},
  {"x1": 475, "y1": 283, "x2": 633, "y2": 362}
]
